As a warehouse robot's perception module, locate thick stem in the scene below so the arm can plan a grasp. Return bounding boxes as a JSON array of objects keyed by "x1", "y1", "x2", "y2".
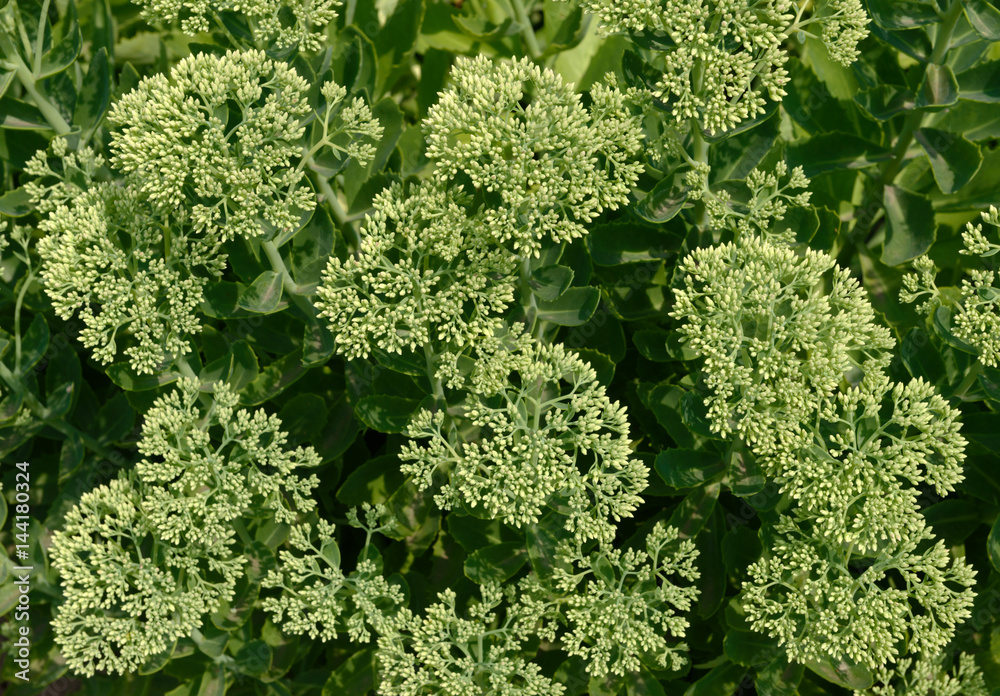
[
  {"x1": 315, "y1": 172, "x2": 362, "y2": 255},
  {"x1": 262, "y1": 240, "x2": 306, "y2": 295},
  {"x1": 8, "y1": 53, "x2": 72, "y2": 135},
  {"x1": 510, "y1": 0, "x2": 542, "y2": 58},
  {"x1": 954, "y1": 361, "x2": 984, "y2": 400}
]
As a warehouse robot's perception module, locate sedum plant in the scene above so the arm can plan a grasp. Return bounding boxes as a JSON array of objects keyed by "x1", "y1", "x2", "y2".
[
  {"x1": 424, "y1": 55, "x2": 644, "y2": 257},
  {"x1": 401, "y1": 339, "x2": 648, "y2": 545}
]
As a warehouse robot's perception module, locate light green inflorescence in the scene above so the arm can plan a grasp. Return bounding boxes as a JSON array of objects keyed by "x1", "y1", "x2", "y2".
[{"x1": 50, "y1": 379, "x2": 321, "y2": 677}]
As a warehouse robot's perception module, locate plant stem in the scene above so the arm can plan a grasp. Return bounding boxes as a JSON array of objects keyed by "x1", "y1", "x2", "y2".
[
  {"x1": 176, "y1": 355, "x2": 198, "y2": 380},
  {"x1": 315, "y1": 172, "x2": 362, "y2": 255},
  {"x1": 954, "y1": 361, "x2": 984, "y2": 400},
  {"x1": 8, "y1": 53, "x2": 73, "y2": 135},
  {"x1": 262, "y1": 240, "x2": 306, "y2": 295},
  {"x1": 33, "y1": 0, "x2": 52, "y2": 77},
  {"x1": 510, "y1": 0, "x2": 542, "y2": 58}
]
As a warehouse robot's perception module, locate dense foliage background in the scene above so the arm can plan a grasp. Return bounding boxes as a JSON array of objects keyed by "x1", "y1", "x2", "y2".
[{"x1": 2, "y1": 0, "x2": 1000, "y2": 694}]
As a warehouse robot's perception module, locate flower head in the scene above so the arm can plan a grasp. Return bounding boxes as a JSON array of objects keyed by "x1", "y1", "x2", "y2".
[{"x1": 424, "y1": 57, "x2": 643, "y2": 256}]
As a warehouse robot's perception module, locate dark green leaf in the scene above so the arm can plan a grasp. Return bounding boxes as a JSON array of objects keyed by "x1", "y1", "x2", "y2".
[
  {"x1": 957, "y1": 60, "x2": 1000, "y2": 102},
  {"x1": 915, "y1": 127, "x2": 982, "y2": 194},
  {"x1": 20, "y1": 314, "x2": 49, "y2": 374},
  {"x1": 723, "y1": 630, "x2": 780, "y2": 667},
  {"x1": 727, "y1": 448, "x2": 765, "y2": 498},
  {"x1": 721, "y1": 525, "x2": 762, "y2": 578},
  {"x1": 237, "y1": 271, "x2": 284, "y2": 314},
  {"x1": 854, "y1": 85, "x2": 916, "y2": 120},
  {"x1": 241, "y1": 350, "x2": 309, "y2": 406},
  {"x1": 530, "y1": 265, "x2": 574, "y2": 301},
  {"x1": 535, "y1": 287, "x2": 600, "y2": 326},
  {"x1": 963, "y1": 0, "x2": 1000, "y2": 39},
  {"x1": 682, "y1": 661, "x2": 746, "y2": 696},
  {"x1": 668, "y1": 481, "x2": 720, "y2": 540},
  {"x1": 981, "y1": 366, "x2": 1000, "y2": 403},
  {"x1": 924, "y1": 500, "x2": 982, "y2": 546},
  {"x1": 916, "y1": 63, "x2": 959, "y2": 110},
  {"x1": 195, "y1": 664, "x2": 228, "y2": 696},
  {"x1": 881, "y1": 185, "x2": 937, "y2": 266},
  {"x1": 354, "y1": 395, "x2": 422, "y2": 433},
  {"x1": 72, "y1": 47, "x2": 110, "y2": 144},
  {"x1": 756, "y1": 655, "x2": 805, "y2": 696},
  {"x1": 322, "y1": 649, "x2": 376, "y2": 696},
  {"x1": 0, "y1": 187, "x2": 34, "y2": 217},
  {"x1": 337, "y1": 454, "x2": 407, "y2": 506},
  {"x1": 633, "y1": 176, "x2": 688, "y2": 223},
  {"x1": 39, "y1": 0, "x2": 82, "y2": 78},
  {"x1": 805, "y1": 655, "x2": 874, "y2": 690},
  {"x1": 526, "y1": 511, "x2": 573, "y2": 579},
  {"x1": 988, "y1": 516, "x2": 1000, "y2": 573},
  {"x1": 105, "y1": 363, "x2": 179, "y2": 392},
  {"x1": 787, "y1": 133, "x2": 891, "y2": 177},
  {"x1": 588, "y1": 223, "x2": 679, "y2": 266},
  {"x1": 464, "y1": 542, "x2": 528, "y2": 583},
  {"x1": 864, "y1": 0, "x2": 941, "y2": 28},
  {"x1": 0, "y1": 97, "x2": 53, "y2": 130},
  {"x1": 655, "y1": 448, "x2": 724, "y2": 489}
]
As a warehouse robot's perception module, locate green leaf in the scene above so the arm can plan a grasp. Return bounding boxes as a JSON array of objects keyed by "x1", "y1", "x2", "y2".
[
  {"x1": 633, "y1": 176, "x2": 688, "y2": 223},
  {"x1": 916, "y1": 63, "x2": 959, "y2": 110},
  {"x1": 322, "y1": 649, "x2": 376, "y2": 696},
  {"x1": 989, "y1": 515, "x2": 1000, "y2": 573},
  {"x1": 105, "y1": 363, "x2": 179, "y2": 392},
  {"x1": 668, "y1": 481, "x2": 721, "y2": 540},
  {"x1": 20, "y1": 314, "x2": 49, "y2": 374},
  {"x1": 924, "y1": 499, "x2": 982, "y2": 546},
  {"x1": 354, "y1": 395, "x2": 422, "y2": 433},
  {"x1": 723, "y1": 630, "x2": 780, "y2": 667},
  {"x1": 727, "y1": 448, "x2": 765, "y2": 498},
  {"x1": 0, "y1": 97, "x2": 53, "y2": 130},
  {"x1": 0, "y1": 187, "x2": 34, "y2": 217},
  {"x1": 756, "y1": 655, "x2": 805, "y2": 696},
  {"x1": 655, "y1": 449, "x2": 724, "y2": 489},
  {"x1": 721, "y1": 525, "x2": 762, "y2": 577},
  {"x1": 806, "y1": 655, "x2": 874, "y2": 690},
  {"x1": 957, "y1": 61, "x2": 1000, "y2": 102},
  {"x1": 237, "y1": 271, "x2": 285, "y2": 314},
  {"x1": 233, "y1": 640, "x2": 272, "y2": 678},
  {"x1": 72, "y1": 47, "x2": 110, "y2": 145},
  {"x1": 854, "y1": 85, "x2": 916, "y2": 120},
  {"x1": 915, "y1": 128, "x2": 982, "y2": 194},
  {"x1": 196, "y1": 664, "x2": 228, "y2": 696},
  {"x1": 337, "y1": 454, "x2": 407, "y2": 506},
  {"x1": 683, "y1": 661, "x2": 746, "y2": 696},
  {"x1": 464, "y1": 542, "x2": 528, "y2": 583},
  {"x1": 530, "y1": 265, "x2": 574, "y2": 301},
  {"x1": 864, "y1": 0, "x2": 941, "y2": 28},
  {"x1": 526, "y1": 511, "x2": 573, "y2": 579},
  {"x1": 787, "y1": 133, "x2": 892, "y2": 177},
  {"x1": 241, "y1": 350, "x2": 308, "y2": 406},
  {"x1": 534, "y1": 287, "x2": 600, "y2": 326},
  {"x1": 963, "y1": 0, "x2": 1000, "y2": 39},
  {"x1": 588, "y1": 223, "x2": 679, "y2": 266},
  {"x1": 38, "y1": 0, "x2": 82, "y2": 78},
  {"x1": 881, "y1": 185, "x2": 937, "y2": 266},
  {"x1": 981, "y1": 366, "x2": 1000, "y2": 404}
]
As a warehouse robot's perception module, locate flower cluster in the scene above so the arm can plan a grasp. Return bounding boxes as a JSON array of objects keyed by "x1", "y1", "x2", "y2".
[
  {"x1": 424, "y1": 56, "x2": 643, "y2": 257},
  {"x1": 316, "y1": 181, "x2": 517, "y2": 359},
  {"x1": 133, "y1": 0, "x2": 341, "y2": 50},
  {"x1": 50, "y1": 379, "x2": 321, "y2": 676},
  {"x1": 572, "y1": 0, "x2": 868, "y2": 134},
  {"x1": 36, "y1": 182, "x2": 221, "y2": 373},
  {"x1": 901, "y1": 206, "x2": 1000, "y2": 367},
  {"x1": 670, "y1": 233, "x2": 894, "y2": 458},
  {"x1": 401, "y1": 340, "x2": 648, "y2": 545},
  {"x1": 858, "y1": 651, "x2": 989, "y2": 696},
  {"x1": 743, "y1": 517, "x2": 976, "y2": 671},
  {"x1": 377, "y1": 583, "x2": 564, "y2": 696},
  {"x1": 687, "y1": 161, "x2": 812, "y2": 241},
  {"x1": 108, "y1": 50, "x2": 313, "y2": 241},
  {"x1": 262, "y1": 505, "x2": 404, "y2": 642},
  {"x1": 519, "y1": 522, "x2": 700, "y2": 677},
  {"x1": 770, "y1": 371, "x2": 966, "y2": 554}
]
